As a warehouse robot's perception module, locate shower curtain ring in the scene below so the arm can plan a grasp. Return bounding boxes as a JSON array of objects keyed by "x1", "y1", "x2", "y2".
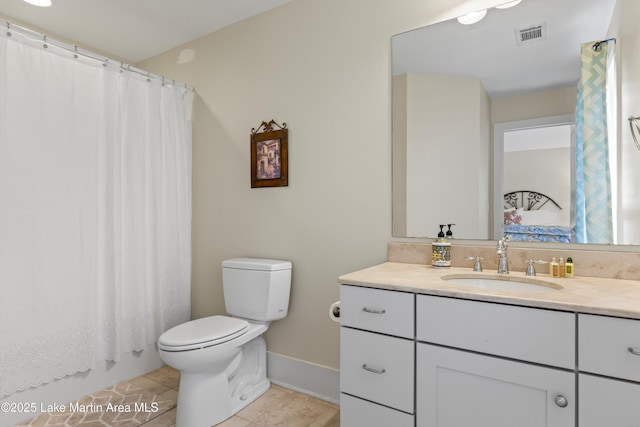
[
  {"x1": 43, "y1": 35, "x2": 48, "y2": 49},
  {"x1": 6, "y1": 22, "x2": 11, "y2": 37},
  {"x1": 73, "y1": 45, "x2": 78, "y2": 59}
]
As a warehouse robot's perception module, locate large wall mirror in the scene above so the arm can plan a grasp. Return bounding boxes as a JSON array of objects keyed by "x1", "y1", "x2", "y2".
[{"x1": 392, "y1": 0, "x2": 640, "y2": 246}]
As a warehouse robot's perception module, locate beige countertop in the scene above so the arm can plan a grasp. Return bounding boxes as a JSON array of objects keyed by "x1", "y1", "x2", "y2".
[{"x1": 338, "y1": 262, "x2": 640, "y2": 320}]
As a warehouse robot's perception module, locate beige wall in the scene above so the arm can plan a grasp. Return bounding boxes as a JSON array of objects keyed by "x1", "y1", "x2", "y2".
[
  {"x1": 505, "y1": 147, "x2": 572, "y2": 226},
  {"x1": 392, "y1": 74, "x2": 408, "y2": 237},
  {"x1": 138, "y1": 0, "x2": 507, "y2": 370},
  {"x1": 491, "y1": 86, "x2": 578, "y2": 124},
  {"x1": 399, "y1": 73, "x2": 490, "y2": 239}
]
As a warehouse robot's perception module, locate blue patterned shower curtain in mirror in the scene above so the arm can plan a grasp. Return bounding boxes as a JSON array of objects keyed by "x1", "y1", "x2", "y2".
[{"x1": 575, "y1": 39, "x2": 616, "y2": 244}]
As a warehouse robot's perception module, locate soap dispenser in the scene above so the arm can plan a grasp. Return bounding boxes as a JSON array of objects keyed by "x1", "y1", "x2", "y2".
[
  {"x1": 432, "y1": 225, "x2": 452, "y2": 268},
  {"x1": 446, "y1": 224, "x2": 455, "y2": 239}
]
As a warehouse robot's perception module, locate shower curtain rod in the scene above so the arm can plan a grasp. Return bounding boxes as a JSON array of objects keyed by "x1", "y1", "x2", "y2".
[
  {"x1": 2, "y1": 19, "x2": 192, "y2": 91},
  {"x1": 592, "y1": 37, "x2": 616, "y2": 51}
]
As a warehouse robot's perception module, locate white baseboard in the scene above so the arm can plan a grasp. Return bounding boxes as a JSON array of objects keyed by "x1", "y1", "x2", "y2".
[{"x1": 267, "y1": 352, "x2": 340, "y2": 405}]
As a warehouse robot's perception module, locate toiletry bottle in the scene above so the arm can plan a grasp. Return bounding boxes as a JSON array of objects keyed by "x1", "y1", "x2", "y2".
[
  {"x1": 550, "y1": 257, "x2": 559, "y2": 277},
  {"x1": 565, "y1": 257, "x2": 574, "y2": 278},
  {"x1": 549, "y1": 258, "x2": 560, "y2": 277},
  {"x1": 432, "y1": 225, "x2": 451, "y2": 268},
  {"x1": 559, "y1": 257, "x2": 566, "y2": 278}
]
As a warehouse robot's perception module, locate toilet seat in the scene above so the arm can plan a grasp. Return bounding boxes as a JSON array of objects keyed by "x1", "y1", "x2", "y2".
[{"x1": 158, "y1": 315, "x2": 249, "y2": 352}]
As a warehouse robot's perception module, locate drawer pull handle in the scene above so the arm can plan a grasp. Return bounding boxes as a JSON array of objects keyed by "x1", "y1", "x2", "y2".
[
  {"x1": 362, "y1": 307, "x2": 386, "y2": 315},
  {"x1": 554, "y1": 395, "x2": 568, "y2": 408},
  {"x1": 628, "y1": 347, "x2": 640, "y2": 356},
  {"x1": 362, "y1": 364, "x2": 386, "y2": 374}
]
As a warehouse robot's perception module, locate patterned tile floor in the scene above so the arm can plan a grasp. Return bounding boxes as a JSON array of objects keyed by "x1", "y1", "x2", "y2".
[{"x1": 17, "y1": 366, "x2": 340, "y2": 427}]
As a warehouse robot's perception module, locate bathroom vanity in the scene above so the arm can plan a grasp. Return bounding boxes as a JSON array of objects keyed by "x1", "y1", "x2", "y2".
[{"x1": 338, "y1": 262, "x2": 640, "y2": 426}]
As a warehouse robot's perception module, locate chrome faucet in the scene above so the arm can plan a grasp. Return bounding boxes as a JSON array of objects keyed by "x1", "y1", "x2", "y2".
[{"x1": 497, "y1": 236, "x2": 510, "y2": 274}]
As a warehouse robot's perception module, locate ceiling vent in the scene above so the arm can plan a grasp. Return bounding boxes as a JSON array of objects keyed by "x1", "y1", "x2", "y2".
[{"x1": 515, "y1": 23, "x2": 547, "y2": 46}]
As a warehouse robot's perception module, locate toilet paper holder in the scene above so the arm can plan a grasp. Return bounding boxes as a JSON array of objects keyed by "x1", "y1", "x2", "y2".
[
  {"x1": 332, "y1": 305, "x2": 340, "y2": 318},
  {"x1": 329, "y1": 301, "x2": 340, "y2": 322}
]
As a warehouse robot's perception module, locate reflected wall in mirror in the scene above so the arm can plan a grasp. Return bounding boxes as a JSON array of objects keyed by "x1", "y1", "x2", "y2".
[
  {"x1": 493, "y1": 114, "x2": 576, "y2": 243},
  {"x1": 392, "y1": 0, "x2": 640, "y2": 245}
]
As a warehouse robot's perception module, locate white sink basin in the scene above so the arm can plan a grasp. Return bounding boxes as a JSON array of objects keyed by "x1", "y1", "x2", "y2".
[{"x1": 441, "y1": 274, "x2": 562, "y2": 292}]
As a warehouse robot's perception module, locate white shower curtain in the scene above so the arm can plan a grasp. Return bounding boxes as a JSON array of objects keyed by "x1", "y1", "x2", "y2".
[{"x1": 0, "y1": 27, "x2": 192, "y2": 397}]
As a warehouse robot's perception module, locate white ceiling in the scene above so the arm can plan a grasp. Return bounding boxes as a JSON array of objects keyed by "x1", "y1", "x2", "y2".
[
  {"x1": 0, "y1": 0, "x2": 618, "y2": 88},
  {"x1": 393, "y1": 0, "x2": 618, "y2": 98},
  {"x1": 0, "y1": 0, "x2": 292, "y2": 63}
]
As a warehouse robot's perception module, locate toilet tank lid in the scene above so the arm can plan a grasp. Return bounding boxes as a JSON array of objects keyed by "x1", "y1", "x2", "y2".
[{"x1": 222, "y1": 258, "x2": 292, "y2": 271}]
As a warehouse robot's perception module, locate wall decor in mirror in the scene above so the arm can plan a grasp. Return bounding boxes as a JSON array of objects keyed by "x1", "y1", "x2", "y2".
[{"x1": 392, "y1": 0, "x2": 640, "y2": 245}]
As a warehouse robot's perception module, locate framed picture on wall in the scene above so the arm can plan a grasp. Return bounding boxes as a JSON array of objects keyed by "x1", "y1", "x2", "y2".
[{"x1": 250, "y1": 120, "x2": 288, "y2": 188}]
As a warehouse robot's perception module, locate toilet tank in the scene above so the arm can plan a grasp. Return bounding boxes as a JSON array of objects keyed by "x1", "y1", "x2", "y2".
[{"x1": 222, "y1": 258, "x2": 292, "y2": 322}]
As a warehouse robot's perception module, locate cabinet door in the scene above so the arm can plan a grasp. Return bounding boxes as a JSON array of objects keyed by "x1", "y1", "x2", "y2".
[
  {"x1": 579, "y1": 374, "x2": 640, "y2": 426},
  {"x1": 417, "y1": 344, "x2": 575, "y2": 427}
]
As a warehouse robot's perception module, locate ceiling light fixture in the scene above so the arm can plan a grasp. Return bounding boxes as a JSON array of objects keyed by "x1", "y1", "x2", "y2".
[
  {"x1": 457, "y1": 9, "x2": 487, "y2": 25},
  {"x1": 495, "y1": 0, "x2": 522, "y2": 9},
  {"x1": 23, "y1": 0, "x2": 52, "y2": 7}
]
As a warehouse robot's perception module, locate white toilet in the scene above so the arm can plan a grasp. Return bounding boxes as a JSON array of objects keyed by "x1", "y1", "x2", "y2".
[{"x1": 158, "y1": 258, "x2": 292, "y2": 427}]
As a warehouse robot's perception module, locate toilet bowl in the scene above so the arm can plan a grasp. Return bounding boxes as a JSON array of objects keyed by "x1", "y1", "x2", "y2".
[{"x1": 158, "y1": 258, "x2": 292, "y2": 427}]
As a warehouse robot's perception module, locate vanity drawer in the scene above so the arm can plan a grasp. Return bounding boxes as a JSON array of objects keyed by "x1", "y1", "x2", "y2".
[
  {"x1": 341, "y1": 394, "x2": 414, "y2": 427},
  {"x1": 417, "y1": 295, "x2": 575, "y2": 369},
  {"x1": 340, "y1": 285, "x2": 414, "y2": 338},
  {"x1": 579, "y1": 314, "x2": 640, "y2": 381},
  {"x1": 340, "y1": 327, "x2": 414, "y2": 413}
]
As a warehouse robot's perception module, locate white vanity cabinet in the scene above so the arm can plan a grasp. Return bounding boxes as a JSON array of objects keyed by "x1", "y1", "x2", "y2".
[
  {"x1": 339, "y1": 285, "x2": 415, "y2": 426},
  {"x1": 339, "y1": 279, "x2": 640, "y2": 426},
  {"x1": 416, "y1": 295, "x2": 575, "y2": 427},
  {"x1": 578, "y1": 314, "x2": 640, "y2": 426}
]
